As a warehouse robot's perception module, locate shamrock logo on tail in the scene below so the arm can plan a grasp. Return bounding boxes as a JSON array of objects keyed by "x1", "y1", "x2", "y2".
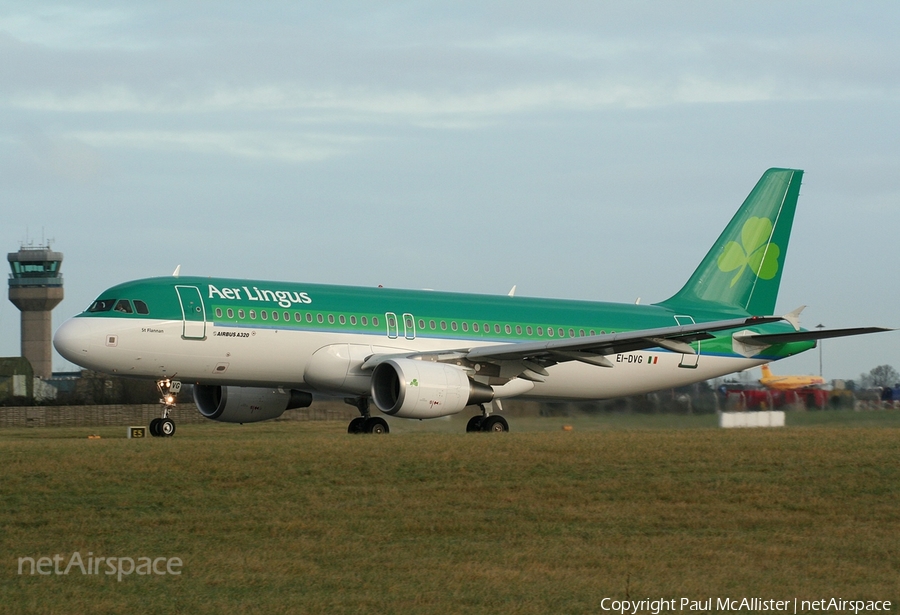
[{"x1": 717, "y1": 217, "x2": 780, "y2": 287}]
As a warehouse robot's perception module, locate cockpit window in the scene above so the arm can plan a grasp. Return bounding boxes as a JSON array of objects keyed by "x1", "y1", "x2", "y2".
[
  {"x1": 134, "y1": 300, "x2": 150, "y2": 315},
  {"x1": 114, "y1": 300, "x2": 134, "y2": 314},
  {"x1": 88, "y1": 299, "x2": 116, "y2": 313}
]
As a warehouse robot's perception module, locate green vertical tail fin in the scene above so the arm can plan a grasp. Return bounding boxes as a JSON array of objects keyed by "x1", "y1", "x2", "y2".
[{"x1": 656, "y1": 168, "x2": 803, "y2": 316}]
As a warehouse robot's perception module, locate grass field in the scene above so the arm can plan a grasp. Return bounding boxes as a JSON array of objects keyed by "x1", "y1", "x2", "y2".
[{"x1": 2, "y1": 411, "x2": 899, "y2": 614}]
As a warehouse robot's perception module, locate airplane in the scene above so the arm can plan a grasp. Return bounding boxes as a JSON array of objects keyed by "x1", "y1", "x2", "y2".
[
  {"x1": 52, "y1": 168, "x2": 889, "y2": 436},
  {"x1": 758, "y1": 364, "x2": 826, "y2": 390}
]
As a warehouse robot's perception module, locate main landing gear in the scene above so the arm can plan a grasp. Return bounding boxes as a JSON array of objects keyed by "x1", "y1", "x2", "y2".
[
  {"x1": 150, "y1": 379, "x2": 182, "y2": 438},
  {"x1": 346, "y1": 397, "x2": 390, "y2": 434},
  {"x1": 466, "y1": 404, "x2": 509, "y2": 433},
  {"x1": 342, "y1": 399, "x2": 507, "y2": 434}
]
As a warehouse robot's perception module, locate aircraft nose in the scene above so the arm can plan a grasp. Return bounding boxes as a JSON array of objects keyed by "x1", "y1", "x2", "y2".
[{"x1": 53, "y1": 318, "x2": 93, "y2": 365}]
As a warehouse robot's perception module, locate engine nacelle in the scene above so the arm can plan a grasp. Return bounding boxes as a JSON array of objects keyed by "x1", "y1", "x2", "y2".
[
  {"x1": 193, "y1": 385, "x2": 313, "y2": 423},
  {"x1": 370, "y1": 359, "x2": 493, "y2": 419}
]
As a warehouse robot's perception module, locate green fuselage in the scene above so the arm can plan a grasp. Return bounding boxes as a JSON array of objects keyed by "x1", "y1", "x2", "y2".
[{"x1": 55, "y1": 276, "x2": 813, "y2": 399}]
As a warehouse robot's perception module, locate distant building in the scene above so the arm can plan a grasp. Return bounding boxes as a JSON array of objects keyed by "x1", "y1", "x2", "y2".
[
  {"x1": 7, "y1": 245, "x2": 64, "y2": 381},
  {"x1": 0, "y1": 357, "x2": 34, "y2": 400}
]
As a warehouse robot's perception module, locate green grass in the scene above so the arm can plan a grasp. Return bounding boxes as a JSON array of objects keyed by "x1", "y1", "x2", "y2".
[{"x1": 2, "y1": 415, "x2": 899, "y2": 614}]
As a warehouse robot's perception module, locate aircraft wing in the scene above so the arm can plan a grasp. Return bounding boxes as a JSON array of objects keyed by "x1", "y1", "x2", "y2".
[
  {"x1": 363, "y1": 317, "x2": 888, "y2": 384},
  {"x1": 464, "y1": 316, "x2": 784, "y2": 364},
  {"x1": 361, "y1": 315, "x2": 785, "y2": 374}
]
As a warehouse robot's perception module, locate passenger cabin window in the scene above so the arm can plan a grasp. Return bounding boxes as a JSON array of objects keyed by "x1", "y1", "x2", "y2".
[
  {"x1": 134, "y1": 300, "x2": 150, "y2": 315},
  {"x1": 215, "y1": 308, "x2": 223, "y2": 318}
]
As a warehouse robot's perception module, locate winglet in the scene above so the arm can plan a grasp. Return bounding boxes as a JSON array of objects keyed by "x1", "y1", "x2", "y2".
[
  {"x1": 508, "y1": 285, "x2": 517, "y2": 297},
  {"x1": 783, "y1": 305, "x2": 805, "y2": 331},
  {"x1": 172, "y1": 265, "x2": 181, "y2": 277}
]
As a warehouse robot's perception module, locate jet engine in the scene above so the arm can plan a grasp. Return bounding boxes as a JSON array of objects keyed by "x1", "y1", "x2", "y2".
[
  {"x1": 193, "y1": 385, "x2": 313, "y2": 423},
  {"x1": 370, "y1": 359, "x2": 493, "y2": 419}
]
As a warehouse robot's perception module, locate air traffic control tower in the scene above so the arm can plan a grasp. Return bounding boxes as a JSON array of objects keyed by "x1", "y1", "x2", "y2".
[{"x1": 8, "y1": 246, "x2": 64, "y2": 379}]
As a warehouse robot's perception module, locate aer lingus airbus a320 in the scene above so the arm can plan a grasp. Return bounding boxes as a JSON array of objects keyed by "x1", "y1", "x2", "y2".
[{"x1": 53, "y1": 169, "x2": 888, "y2": 436}]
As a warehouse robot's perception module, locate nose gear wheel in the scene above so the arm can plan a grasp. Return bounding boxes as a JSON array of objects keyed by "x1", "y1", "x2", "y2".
[{"x1": 151, "y1": 379, "x2": 181, "y2": 437}]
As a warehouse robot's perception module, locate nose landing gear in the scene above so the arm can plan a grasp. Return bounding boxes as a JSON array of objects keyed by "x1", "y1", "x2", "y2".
[{"x1": 150, "y1": 379, "x2": 181, "y2": 437}]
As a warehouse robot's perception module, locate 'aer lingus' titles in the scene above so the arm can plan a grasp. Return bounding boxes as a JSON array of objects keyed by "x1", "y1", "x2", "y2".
[{"x1": 208, "y1": 284, "x2": 312, "y2": 308}]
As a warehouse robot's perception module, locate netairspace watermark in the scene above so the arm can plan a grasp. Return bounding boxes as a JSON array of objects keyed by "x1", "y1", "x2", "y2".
[
  {"x1": 18, "y1": 552, "x2": 182, "y2": 582},
  {"x1": 598, "y1": 598, "x2": 893, "y2": 614}
]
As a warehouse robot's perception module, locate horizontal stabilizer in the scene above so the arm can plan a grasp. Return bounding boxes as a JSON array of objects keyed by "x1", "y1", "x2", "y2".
[{"x1": 739, "y1": 327, "x2": 892, "y2": 346}]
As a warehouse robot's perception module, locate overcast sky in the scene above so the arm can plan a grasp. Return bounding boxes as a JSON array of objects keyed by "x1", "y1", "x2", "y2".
[{"x1": 1, "y1": 1, "x2": 897, "y2": 382}]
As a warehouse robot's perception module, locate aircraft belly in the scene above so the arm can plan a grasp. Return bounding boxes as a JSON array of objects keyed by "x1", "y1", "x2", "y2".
[
  {"x1": 186, "y1": 330, "x2": 422, "y2": 388},
  {"x1": 76, "y1": 319, "x2": 766, "y2": 398},
  {"x1": 79, "y1": 318, "x2": 312, "y2": 386},
  {"x1": 524, "y1": 353, "x2": 763, "y2": 400}
]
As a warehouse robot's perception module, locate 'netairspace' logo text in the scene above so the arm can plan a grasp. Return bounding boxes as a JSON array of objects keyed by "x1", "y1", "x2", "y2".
[
  {"x1": 598, "y1": 597, "x2": 892, "y2": 614},
  {"x1": 18, "y1": 552, "x2": 182, "y2": 582}
]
